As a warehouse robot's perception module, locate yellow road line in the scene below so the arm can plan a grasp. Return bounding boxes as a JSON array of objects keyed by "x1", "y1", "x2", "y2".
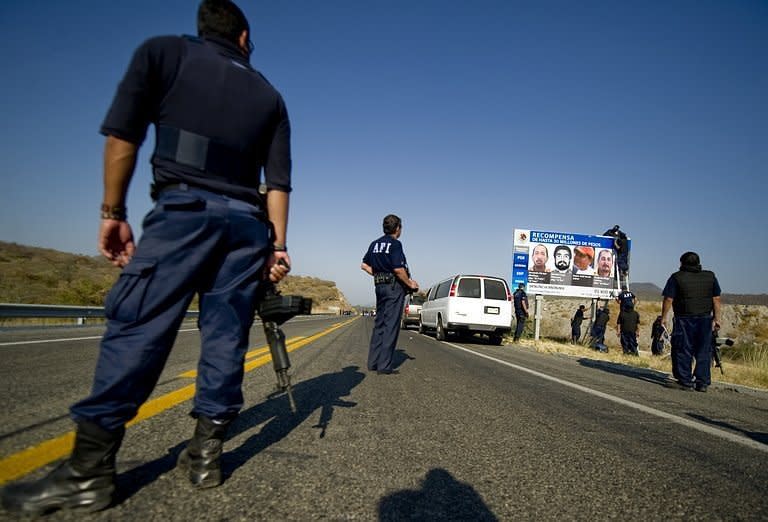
[
  {"x1": 0, "y1": 319, "x2": 356, "y2": 485},
  {"x1": 177, "y1": 337, "x2": 307, "y2": 379}
]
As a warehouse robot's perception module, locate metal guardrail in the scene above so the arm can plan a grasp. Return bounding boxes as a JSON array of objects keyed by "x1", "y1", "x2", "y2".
[{"x1": 0, "y1": 303, "x2": 199, "y2": 322}]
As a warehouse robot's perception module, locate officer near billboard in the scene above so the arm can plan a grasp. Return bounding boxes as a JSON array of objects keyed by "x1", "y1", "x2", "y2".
[
  {"x1": 361, "y1": 214, "x2": 418, "y2": 374},
  {"x1": 661, "y1": 251, "x2": 722, "y2": 392},
  {"x1": 513, "y1": 283, "x2": 529, "y2": 342},
  {"x1": 1, "y1": 1, "x2": 291, "y2": 515}
]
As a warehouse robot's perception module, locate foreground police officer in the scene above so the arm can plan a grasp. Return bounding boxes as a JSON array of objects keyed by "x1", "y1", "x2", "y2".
[
  {"x1": 661, "y1": 252, "x2": 722, "y2": 392},
  {"x1": 1, "y1": 1, "x2": 291, "y2": 515},
  {"x1": 361, "y1": 215, "x2": 418, "y2": 374}
]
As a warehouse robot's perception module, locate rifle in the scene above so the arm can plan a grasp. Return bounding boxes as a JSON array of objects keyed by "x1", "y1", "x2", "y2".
[
  {"x1": 711, "y1": 332, "x2": 734, "y2": 376},
  {"x1": 257, "y1": 269, "x2": 312, "y2": 413}
]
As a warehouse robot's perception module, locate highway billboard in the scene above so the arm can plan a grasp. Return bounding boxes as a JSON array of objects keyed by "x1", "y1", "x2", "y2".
[{"x1": 512, "y1": 229, "x2": 629, "y2": 299}]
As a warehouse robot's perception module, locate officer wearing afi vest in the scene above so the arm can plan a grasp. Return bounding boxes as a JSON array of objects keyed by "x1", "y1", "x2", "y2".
[
  {"x1": 661, "y1": 251, "x2": 722, "y2": 392},
  {"x1": 361, "y1": 215, "x2": 419, "y2": 374},
  {"x1": 1, "y1": 1, "x2": 291, "y2": 515}
]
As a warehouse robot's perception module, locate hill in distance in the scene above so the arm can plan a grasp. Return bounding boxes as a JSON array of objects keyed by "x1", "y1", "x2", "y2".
[
  {"x1": 629, "y1": 282, "x2": 766, "y2": 306},
  {"x1": 1, "y1": 241, "x2": 764, "y2": 308},
  {"x1": 0, "y1": 241, "x2": 352, "y2": 312}
]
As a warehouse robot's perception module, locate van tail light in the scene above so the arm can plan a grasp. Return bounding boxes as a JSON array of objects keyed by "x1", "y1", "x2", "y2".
[
  {"x1": 449, "y1": 284, "x2": 457, "y2": 297},
  {"x1": 506, "y1": 289, "x2": 512, "y2": 301},
  {"x1": 405, "y1": 304, "x2": 410, "y2": 314}
]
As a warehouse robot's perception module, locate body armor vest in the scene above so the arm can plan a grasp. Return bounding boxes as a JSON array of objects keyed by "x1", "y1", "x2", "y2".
[
  {"x1": 152, "y1": 36, "x2": 279, "y2": 200},
  {"x1": 671, "y1": 270, "x2": 715, "y2": 316}
]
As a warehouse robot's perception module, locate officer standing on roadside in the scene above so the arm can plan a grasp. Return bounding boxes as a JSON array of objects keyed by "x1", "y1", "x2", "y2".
[
  {"x1": 616, "y1": 303, "x2": 640, "y2": 355},
  {"x1": 661, "y1": 251, "x2": 722, "y2": 392},
  {"x1": 513, "y1": 283, "x2": 529, "y2": 342},
  {"x1": 571, "y1": 304, "x2": 588, "y2": 344},
  {"x1": 361, "y1": 214, "x2": 418, "y2": 374},
  {"x1": 590, "y1": 304, "x2": 610, "y2": 351},
  {"x1": 2, "y1": 1, "x2": 291, "y2": 516}
]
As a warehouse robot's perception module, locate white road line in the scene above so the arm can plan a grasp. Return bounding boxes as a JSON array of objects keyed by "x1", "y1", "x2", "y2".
[
  {"x1": 446, "y1": 341, "x2": 768, "y2": 454},
  {"x1": 0, "y1": 328, "x2": 199, "y2": 347},
  {"x1": 0, "y1": 316, "x2": 329, "y2": 347}
]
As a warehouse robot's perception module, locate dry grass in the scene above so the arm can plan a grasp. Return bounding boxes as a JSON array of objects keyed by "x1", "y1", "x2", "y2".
[{"x1": 513, "y1": 297, "x2": 768, "y2": 391}]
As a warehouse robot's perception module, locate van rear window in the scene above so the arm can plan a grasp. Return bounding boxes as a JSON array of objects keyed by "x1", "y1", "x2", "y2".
[
  {"x1": 411, "y1": 295, "x2": 425, "y2": 305},
  {"x1": 484, "y1": 279, "x2": 507, "y2": 300},
  {"x1": 456, "y1": 278, "x2": 481, "y2": 298}
]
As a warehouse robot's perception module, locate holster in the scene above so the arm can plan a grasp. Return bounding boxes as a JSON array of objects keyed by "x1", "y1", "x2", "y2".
[{"x1": 374, "y1": 273, "x2": 396, "y2": 285}]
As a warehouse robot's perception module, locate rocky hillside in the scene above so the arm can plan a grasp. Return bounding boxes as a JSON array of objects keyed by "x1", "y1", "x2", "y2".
[{"x1": 0, "y1": 241, "x2": 351, "y2": 313}]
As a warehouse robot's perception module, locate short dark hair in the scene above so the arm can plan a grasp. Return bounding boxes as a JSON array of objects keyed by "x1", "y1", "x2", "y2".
[
  {"x1": 680, "y1": 251, "x2": 701, "y2": 269},
  {"x1": 382, "y1": 214, "x2": 402, "y2": 235},
  {"x1": 197, "y1": 0, "x2": 250, "y2": 44},
  {"x1": 554, "y1": 245, "x2": 571, "y2": 258}
]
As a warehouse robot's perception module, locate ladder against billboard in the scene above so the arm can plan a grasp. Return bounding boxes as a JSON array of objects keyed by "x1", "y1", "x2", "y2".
[{"x1": 512, "y1": 229, "x2": 630, "y2": 299}]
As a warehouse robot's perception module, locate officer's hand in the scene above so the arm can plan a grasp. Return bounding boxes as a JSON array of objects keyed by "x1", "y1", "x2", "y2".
[
  {"x1": 98, "y1": 219, "x2": 135, "y2": 268},
  {"x1": 268, "y1": 252, "x2": 291, "y2": 283},
  {"x1": 410, "y1": 279, "x2": 419, "y2": 291}
]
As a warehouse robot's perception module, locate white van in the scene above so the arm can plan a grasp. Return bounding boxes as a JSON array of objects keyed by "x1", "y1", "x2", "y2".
[{"x1": 419, "y1": 274, "x2": 512, "y2": 345}]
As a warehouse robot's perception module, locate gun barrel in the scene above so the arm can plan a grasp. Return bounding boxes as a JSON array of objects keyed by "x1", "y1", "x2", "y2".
[
  {"x1": 276, "y1": 369, "x2": 297, "y2": 413},
  {"x1": 263, "y1": 320, "x2": 297, "y2": 412}
]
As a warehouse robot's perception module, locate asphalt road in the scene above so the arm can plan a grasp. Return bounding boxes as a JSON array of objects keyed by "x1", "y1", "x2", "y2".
[{"x1": 0, "y1": 316, "x2": 767, "y2": 521}]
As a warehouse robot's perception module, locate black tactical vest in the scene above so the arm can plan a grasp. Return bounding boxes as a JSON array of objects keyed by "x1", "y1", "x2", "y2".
[
  {"x1": 152, "y1": 36, "x2": 282, "y2": 202},
  {"x1": 671, "y1": 270, "x2": 716, "y2": 316}
]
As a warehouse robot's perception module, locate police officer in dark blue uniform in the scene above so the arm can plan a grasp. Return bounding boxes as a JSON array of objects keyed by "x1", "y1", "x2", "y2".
[
  {"x1": 1, "y1": 1, "x2": 291, "y2": 515},
  {"x1": 604, "y1": 225, "x2": 630, "y2": 283},
  {"x1": 512, "y1": 283, "x2": 529, "y2": 342},
  {"x1": 616, "y1": 285, "x2": 637, "y2": 311},
  {"x1": 361, "y1": 214, "x2": 418, "y2": 374},
  {"x1": 662, "y1": 251, "x2": 722, "y2": 392},
  {"x1": 571, "y1": 304, "x2": 587, "y2": 344}
]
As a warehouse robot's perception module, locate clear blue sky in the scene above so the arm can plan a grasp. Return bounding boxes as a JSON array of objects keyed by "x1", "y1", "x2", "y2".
[{"x1": 1, "y1": 1, "x2": 766, "y2": 306}]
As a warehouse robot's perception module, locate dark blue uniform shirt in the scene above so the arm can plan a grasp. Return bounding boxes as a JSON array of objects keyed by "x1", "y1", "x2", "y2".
[
  {"x1": 513, "y1": 289, "x2": 528, "y2": 315},
  {"x1": 362, "y1": 235, "x2": 408, "y2": 275},
  {"x1": 101, "y1": 34, "x2": 291, "y2": 203}
]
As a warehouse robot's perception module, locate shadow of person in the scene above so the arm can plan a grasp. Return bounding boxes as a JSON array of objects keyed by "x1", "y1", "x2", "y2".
[
  {"x1": 688, "y1": 413, "x2": 768, "y2": 445},
  {"x1": 392, "y1": 348, "x2": 415, "y2": 370},
  {"x1": 113, "y1": 365, "x2": 365, "y2": 504},
  {"x1": 378, "y1": 468, "x2": 498, "y2": 521},
  {"x1": 225, "y1": 365, "x2": 365, "y2": 475},
  {"x1": 578, "y1": 358, "x2": 671, "y2": 387}
]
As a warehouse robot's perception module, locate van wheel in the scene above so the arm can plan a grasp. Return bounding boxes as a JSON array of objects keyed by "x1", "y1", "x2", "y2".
[
  {"x1": 418, "y1": 317, "x2": 425, "y2": 334},
  {"x1": 489, "y1": 333, "x2": 503, "y2": 346},
  {"x1": 436, "y1": 317, "x2": 446, "y2": 341}
]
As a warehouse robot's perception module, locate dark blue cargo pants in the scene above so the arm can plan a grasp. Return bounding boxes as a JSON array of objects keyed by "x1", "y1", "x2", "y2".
[
  {"x1": 671, "y1": 315, "x2": 713, "y2": 387},
  {"x1": 368, "y1": 282, "x2": 405, "y2": 372},
  {"x1": 71, "y1": 186, "x2": 270, "y2": 431}
]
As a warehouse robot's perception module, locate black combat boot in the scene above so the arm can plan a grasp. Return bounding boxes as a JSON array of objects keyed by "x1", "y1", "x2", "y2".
[
  {"x1": 177, "y1": 416, "x2": 229, "y2": 488},
  {"x1": 1, "y1": 421, "x2": 125, "y2": 516}
]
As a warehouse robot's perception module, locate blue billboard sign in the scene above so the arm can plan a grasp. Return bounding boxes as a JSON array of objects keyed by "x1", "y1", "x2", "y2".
[{"x1": 512, "y1": 229, "x2": 630, "y2": 299}]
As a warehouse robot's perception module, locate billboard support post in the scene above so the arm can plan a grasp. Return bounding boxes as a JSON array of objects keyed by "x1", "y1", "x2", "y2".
[{"x1": 534, "y1": 294, "x2": 543, "y2": 341}]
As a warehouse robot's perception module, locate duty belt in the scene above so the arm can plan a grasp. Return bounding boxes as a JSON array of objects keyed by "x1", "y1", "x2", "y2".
[{"x1": 374, "y1": 273, "x2": 396, "y2": 285}]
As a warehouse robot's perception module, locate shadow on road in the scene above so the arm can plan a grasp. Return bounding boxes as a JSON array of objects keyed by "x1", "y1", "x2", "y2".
[
  {"x1": 688, "y1": 413, "x2": 768, "y2": 445},
  {"x1": 378, "y1": 468, "x2": 498, "y2": 521},
  {"x1": 393, "y1": 348, "x2": 415, "y2": 369},
  {"x1": 578, "y1": 358, "x2": 672, "y2": 387},
  {"x1": 114, "y1": 365, "x2": 365, "y2": 504}
]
